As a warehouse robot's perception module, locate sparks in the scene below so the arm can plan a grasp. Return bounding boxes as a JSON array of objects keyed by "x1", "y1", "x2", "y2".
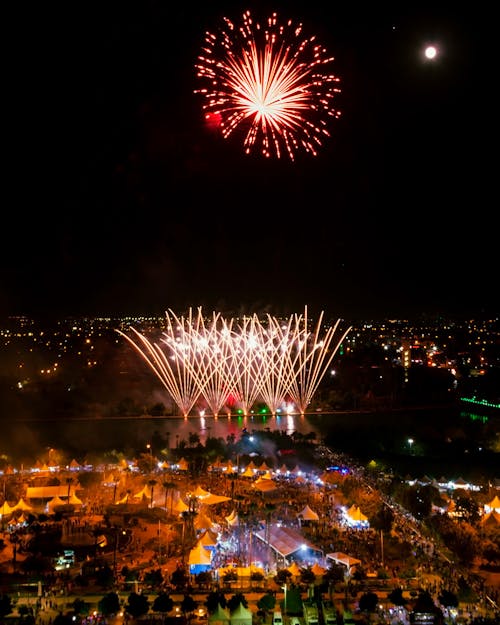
[
  {"x1": 194, "y1": 10, "x2": 342, "y2": 161},
  {"x1": 118, "y1": 307, "x2": 351, "y2": 417}
]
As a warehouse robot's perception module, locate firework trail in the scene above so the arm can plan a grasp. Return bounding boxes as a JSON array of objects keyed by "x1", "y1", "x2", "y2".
[{"x1": 195, "y1": 10, "x2": 341, "y2": 160}]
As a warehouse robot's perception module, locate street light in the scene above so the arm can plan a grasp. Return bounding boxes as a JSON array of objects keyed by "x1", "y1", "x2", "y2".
[
  {"x1": 408, "y1": 438, "x2": 414, "y2": 454},
  {"x1": 282, "y1": 583, "x2": 287, "y2": 616},
  {"x1": 147, "y1": 443, "x2": 153, "y2": 470}
]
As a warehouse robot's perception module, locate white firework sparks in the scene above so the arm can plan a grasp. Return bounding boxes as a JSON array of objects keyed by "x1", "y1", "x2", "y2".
[{"x1": 117, "y1": 307, "x2": 351, "y2": 417}]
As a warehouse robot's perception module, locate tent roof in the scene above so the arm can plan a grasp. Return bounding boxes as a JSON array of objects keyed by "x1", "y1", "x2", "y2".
[
  {"x1": 193, "y1": 485, "x2": 211, "y2": 498},
  {"x1": 254, "y1": 526, "x2": 323, "y2": 558},
  {"x1": 201, "y1": 493, "x2": 232, "y2": 505},
  {"x1": 208, "y1": 604, "x2": 230, "y2": 623},
  {"x1": 298, "y1": 505, "x2": 319, "y2": 521},
  {"x1": 346, "y1": 505, "x2": 368, "y2": 522},
  {"x1": 252, "y1": 478, "x2": 277, "y2": 492},
  {"x1": 326, "y1": 552, "x2": 361, "y2": 569},
  {"x1": 189, "y1": 542, "x2": 212, "y2": 565},
  {"x1": 487, "y1": 495, "x2": 500, "y2": 509},
  {"x1": 230, "y1": 603, "x2": 252, "y2": 624},
  {"x1": 481, "y1": 510, "x2": 500, "y2": 526},
  {"x1": 287, "y1": 561, "x2": 301, "y2": 576},
  {"x1": 26, "y1": 486, "x2": 76, "y2": 500},
  {"x1": 13, "y1": 498, "x2": 33, "y2": 511}
]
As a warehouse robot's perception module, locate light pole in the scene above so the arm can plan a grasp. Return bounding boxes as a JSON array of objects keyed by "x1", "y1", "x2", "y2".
[{"x1": 147, "y1": 443, "x2": 153, "y2": 471}]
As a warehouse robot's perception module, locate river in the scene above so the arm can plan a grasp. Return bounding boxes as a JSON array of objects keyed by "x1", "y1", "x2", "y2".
[{"x1": 5, "y1": 404, "x2": 499, "y2": 480}]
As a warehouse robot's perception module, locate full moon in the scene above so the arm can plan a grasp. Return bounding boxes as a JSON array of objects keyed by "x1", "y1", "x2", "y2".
[{"x1": 424, "y1": 45, "x2": 438, "y2": 60}]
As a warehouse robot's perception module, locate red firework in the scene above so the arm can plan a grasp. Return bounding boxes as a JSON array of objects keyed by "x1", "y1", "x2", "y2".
[{"x1": 194, "y1": 10, "x2": 342, "y2": 161}]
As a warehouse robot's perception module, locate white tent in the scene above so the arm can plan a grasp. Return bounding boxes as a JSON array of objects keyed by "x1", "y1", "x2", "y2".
[
  {"x1": 230, "y1": 603, "x2": 252, "y2": 625},
  {"x1": 298, "y1": 505, "x2": 319, "y2": 522}
]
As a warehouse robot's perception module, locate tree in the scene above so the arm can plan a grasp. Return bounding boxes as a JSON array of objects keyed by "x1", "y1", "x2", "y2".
[
  {"x1": 206, "y1": 592, "x2": 227, "y2": 614},
  {"x1": 53, "y1": 614, "x2": 73, "y2": 625},
  {"x1": 181, "y1": 594, "x2": 198, "y2": 616},
  {"x1": 358, "y1": 591, "x2": 378, "y2": 613},
  {"x1": 153, "y1": 591, "x2": 174, "y2": 617},
  {"x1": 71, "y1": 598, "x2": 89, "y2": 617},
  {"x1": 412, "y1": 590, "x2": 443, "y2": 622},
  {"x1": 148, "y1": 478, "x2": 158, "y2": 509},
  {"x1": 98, "y1": 591, "x2": 120, "y2": 616},
  {"x1": 171, "y1": 564, "x2": 189, "y2": 589},
  {"x1": 144, "y1": 567, "x2": 164, "y2": 588},
  {"x1": 95, "y1": 563, "x2": 114, "y2": 588},
  {"x1": 438, "y1": 589, "x2": 459, "y2": 610},
  {"x1": 227, "y1": 592, "x2": 248, "y2": 611},
  {"x1": 274, "y1": 569, "x2": 292, "y2": 587},
  {"x1": 299, "y1": 566, "x2": 316, "y2": 587},
  {"x1": 163, "y1": 479, "x2": 177, "y2": 516},
  {"x1": 125, "y1": 592, "x2": 150, "y2": 619},
  {"x1": 387, "y1": 587, "x2": 407, "y2": 607},
  {"x1": 257, "y1": 592, "x2": 276, "y2": 613},
  {"x1": 195, "y1": 570, "x2": 213, "y2": 589}
]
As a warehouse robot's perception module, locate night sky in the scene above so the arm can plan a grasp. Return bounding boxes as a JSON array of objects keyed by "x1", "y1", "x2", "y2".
[{"x1": 4, "y1": 2, "x2": 495, "y2": 322}]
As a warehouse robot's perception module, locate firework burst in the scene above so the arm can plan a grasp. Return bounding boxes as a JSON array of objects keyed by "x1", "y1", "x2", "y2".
[{"x1": 195, "y1": 10, "x2": 341, "y2": 160}]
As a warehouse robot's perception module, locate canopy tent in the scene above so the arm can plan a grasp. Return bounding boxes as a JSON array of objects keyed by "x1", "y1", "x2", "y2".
[
  {"x1": 133, "y1": 484, "x2": 155, "y2": 504},
  {"x1": 47, "y1": 495, "x2": 66, "y2": 513},
  {"x1": 311, "y1": 562, "x2": 327, "y2": 576},
  {"x1": 194, "y1": 512, "x2": 215, "y2": 531},
  {"x1": 252, "y1": 477, "x2": 278, "y2": 492},
  {"x1": 188, "y1": 541, "x2": 212, "y2": 574},
  {"x1": 26, "y1": 486, "x2": 76, "y2": 502},
  {"x1": 226, "y1": 510, "x2": 239, "y2": 526},
  {"x1": 298, "y1": 505, "x2": 319, "y2": 522},
  {"x1": 68, "y1": 493, "x2": 84, "y2": 506},
  {"x1": 485, "y1": 495, "x2": 500, "y2": 513},
  {"x1": 257, "y1": 461, "x2": 271, "y2": 472},
  {"x1": 224, "y1": 460, "x2": 237, "y2": 474},
  {"x1": 0, "y1": 501, "x2": 14, "y2": 516},
  {"x1": 198, "y1": 529, "x2": 218, "y2": 549},
  {"x1": 481, "y1": 510, "x2": 500, "y2": 527},
  {"x1": 241, "y1": 467, "x2": 255, "y2": 478},
  {"x1": 193, "y1": 485, "x2": 211, "y2": 498},
  {"x1": 287, "y1": 561, "x2": 301, "y2": 577},
  {"x1": 230, "y1": 603, "x2": 253, "y2": 625},
  {"x1": 176, "y1": 457, "x2": 189, "y2": 471},
  {"x1": 12, "y1": 498, "x2": 33, "y2": 512},
  {"x1": 254, "y1": 526, "x2": 323, "y2": 563},
  {"x1": 208, "y1": 603, "x2": 230, "y2": 625},
  {"x1": 174, "y1": 498, "x2": 190, "y2": 513},
  {"x1": 326, "y1": 552, "x2": 361, "y2": 572},
  {"x1": 345, "y1": 505, "x2": 369, "y2": 527},
  {"x1": 201, "y1": 493, "x2": 232, "y2": 505}
]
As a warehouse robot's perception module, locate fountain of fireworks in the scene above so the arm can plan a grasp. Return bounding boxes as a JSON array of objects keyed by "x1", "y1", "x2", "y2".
[{"x1": 118, "y1": 307, "x2": 351, "y2": 417}]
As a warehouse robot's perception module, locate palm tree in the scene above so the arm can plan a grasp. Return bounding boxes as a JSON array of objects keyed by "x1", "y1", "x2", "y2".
[
  {"x1": 163, "y1": 480, "x2": 176, "y2": 516},
  {"x1": 66, "y1": 476, "x2": 73, "y2": 502},
  {"x1": 148, "y1": 479, "x2": 158, "y2": 509}
]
